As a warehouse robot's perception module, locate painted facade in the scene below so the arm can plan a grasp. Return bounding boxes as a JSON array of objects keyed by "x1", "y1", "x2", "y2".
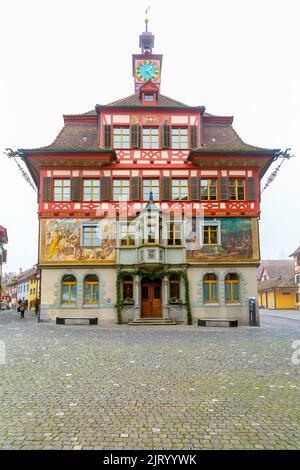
[{"x1": 20, "y1": 22, "x2": 278, "y2": 325}]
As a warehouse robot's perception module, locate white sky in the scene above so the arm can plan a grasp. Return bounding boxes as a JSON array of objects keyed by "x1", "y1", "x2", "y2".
[{"x1": 0, "y1": 0, "x2": 299, "y2": 274}]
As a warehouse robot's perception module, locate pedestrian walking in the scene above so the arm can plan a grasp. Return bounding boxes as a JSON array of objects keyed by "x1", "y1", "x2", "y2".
[
  {"x1": 19, "y1": 301, "x2": 26, "y2": 319},
  {"x1": 34, "y1": 297, "x2": 40, "y2": 315}
]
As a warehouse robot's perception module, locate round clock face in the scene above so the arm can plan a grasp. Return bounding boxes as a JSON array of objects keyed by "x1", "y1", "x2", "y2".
[{"x1": 136, "y1": 60, "x2": 159, "y2": 82}]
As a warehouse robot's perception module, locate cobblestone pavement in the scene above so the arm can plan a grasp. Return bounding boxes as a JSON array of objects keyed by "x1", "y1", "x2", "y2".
[{"x1": 0, "y1": 310, "x2": 299, "y2": 450}]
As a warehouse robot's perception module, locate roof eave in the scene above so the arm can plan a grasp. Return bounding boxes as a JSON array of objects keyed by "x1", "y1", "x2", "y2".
[{"x1": 96, "y1": 104, "x2": 206, "y2": 113}]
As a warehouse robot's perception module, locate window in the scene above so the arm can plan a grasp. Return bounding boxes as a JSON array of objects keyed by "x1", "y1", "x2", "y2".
[
  {"x1": 122, "y1": 275, "x2": 134, "y2": 302},
  {"x1": 53, "y1": 179, "x2": 71, "y2": 201},
  {"x1": 142, "y1": 127, "x2": 159, "y2": 149},
  {"x1": 172, "y1": 128, "x2": 188, "y2": 149},
  {"x1": 203, "y1": 274, "x2": 218, "y2": 303},
  {"x1": 167, "y1": 222, "x2": 182, "y2": 246},
  {"x1": 203, "y1": 225, "x2": 219, "y2": 245},
  {"x1": 169, "y1": 275, "x2": 181, "y2": 301},
  {"x1": 62, "y1": 275, "x2": 77, "y2": 304},
  {"x1": 172, "y1": 179, "x2": 189, "y2": 201},
  {"x1": 84, "y1": 275, "x2": 99, "y2": 304},
  {"x1": 225, "y1": 273, "x2": 240, "y2": 302},
  {"x1": 113, "y1": 179, "x2": 130, "y2": 201},
  {"x1": 143, "y1": 179, "x2": 160, "y2": 201},
  {"x1": 82, "y1": 224, "x2": 100, "y2": 247},
  {"x1": 229, "y1": 178, "x2": 245, "y2": 201},
  {"x1": 83, "y1": 179, "x2": 100, "y2": 201},
  {"x1": 144, "y1": 93, "x2": 154, "y2": 102},
  {"x1": 201, "y1": 179, "x2": 217, "y2": 200},
  {"x1": 113, "y1": 127, "x2": 130, "y2": 149},
  {"x1": 120, "y1": 223, "x2": 135, "y2": 247}
]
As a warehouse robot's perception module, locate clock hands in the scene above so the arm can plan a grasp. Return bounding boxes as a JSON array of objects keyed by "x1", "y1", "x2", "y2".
[{"x1": 146, "y1": 66, "x2": 156, "y2": 78}]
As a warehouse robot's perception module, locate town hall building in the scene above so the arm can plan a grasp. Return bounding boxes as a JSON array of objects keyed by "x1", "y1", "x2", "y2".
[{"x1": 20, "y1": 21, "x2": 278, "y2": 325}]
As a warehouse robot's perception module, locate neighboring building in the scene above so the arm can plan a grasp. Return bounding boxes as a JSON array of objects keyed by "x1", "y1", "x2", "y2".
[
  {"x1": 0, "y1": 225, "x2": 8, "y2": 299},
  {"x1": 5, "y1": 274, "x2": 18, "y2": 309},
  {"x1": 258, "y1": 260, "x2": 298, "y2": 310},
  {"x1": 19, "y1": 21, "x2": 278, "y2": 325},
  {"x1": 16, "y1": 266, "x2": 39, "y2": 308},
  {"x1": 289, "y1": 246, "x2": 300, "y2": 310}
]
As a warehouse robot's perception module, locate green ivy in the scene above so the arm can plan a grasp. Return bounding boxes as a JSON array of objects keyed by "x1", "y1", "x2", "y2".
[{"x1": 115, "y1": 269, "x2": 192, "y2": 325}]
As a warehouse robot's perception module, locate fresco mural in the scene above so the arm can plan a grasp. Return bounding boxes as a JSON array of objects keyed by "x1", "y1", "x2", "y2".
[
  {"x1": 40, "y1": 218, "x2": 116, "y2": 264},
  {"x1": 187, "y1": 218, "x2": 258, "y2": 262}
]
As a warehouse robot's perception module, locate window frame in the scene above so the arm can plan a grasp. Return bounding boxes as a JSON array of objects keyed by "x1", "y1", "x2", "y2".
[
  {"x1": 113, "y1": 178, "x2": 130, "y2": 202},
  {"x1": 143, "y1": 178, "x2": 160, "y2": 201},
  {"x1": 229, "y1": 178, "x2": 246, "y2": 201},
  {"x1": 142, "y1": 126, "x2": 160, "y2": 149},
  {"x1": 171, "y1": 178, "x2": 189, "y2": 201},
  {"x1": 169, "y1": 275, "x2": 181, "y2": 302},
  {"x1": 61, "y1": 275, "x2": 77, "y2": 305},
  {"x1": 171, "y1": 127, "x2": 189, "y2": 149},
  {"x1": 81, "y1": 223, "x2": 101, "y2": 248},
  {"x1": 200, "y1": 178, "x2": 218, "y2": 201},
  {"x1": 119, "y1": 221, "x2": 136, "y2": 247},
  {"x1": 84, "y1": 275, "x2": 99, "y2": 305},
  {"x1": 53, "y1": 178, "x2": 71, "y2": 202},
  {"x1": 225, "y1": 273, "x2": 240, "y2": 303},
  {"x1": 167, "y1": 221, "x2": 183, "y2": 246},
  {"x1": 122, "y1": 275, "x2": 134, "y2": 302},
  {"x1": 203, "y1": 274, "x2": 219, "y2": 304},
  {"x1": 200, "y1": 221, "x2": 221, "y2": 246},
  {"x1": 112, "y1": 126, "x2": 130, "y2": 149},
  {"x1": 83, "y1": 179, "x2": 100, "y2": 202}
]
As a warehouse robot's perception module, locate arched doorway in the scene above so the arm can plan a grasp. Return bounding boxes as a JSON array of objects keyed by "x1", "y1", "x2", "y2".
[{"x1": 141, "y1": 277, "x2": 162, "y2": 318}]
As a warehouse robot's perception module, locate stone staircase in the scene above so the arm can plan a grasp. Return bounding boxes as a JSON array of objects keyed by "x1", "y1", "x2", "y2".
[{"x1": 128, "y1": 317, "x2": 176, "y2": 326}]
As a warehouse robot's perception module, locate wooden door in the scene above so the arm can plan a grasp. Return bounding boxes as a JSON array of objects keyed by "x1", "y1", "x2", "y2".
[{"x1": 141, "y1": 280, "x2": 162, "y2": 318}]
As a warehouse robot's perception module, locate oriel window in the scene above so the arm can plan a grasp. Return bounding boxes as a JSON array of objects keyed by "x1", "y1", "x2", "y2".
[
  {"x1": 84, "y1": 274, "x2": 99, "y2": 304},
  {"x1": 83, "y1": 179, "x2": 100, "y2": 201},
  {"x1": 53, "y1": 179, "x2": 71, "y2": 201},
  {"x1": 201, "y1": 179, "x2": 217, "y2": 200},
  {"x1": 113, "y1": 179, "x2": 130, "y2": 201},
  {"x1": 143, "y1": 179, "x2": 160, "y2": 201},
  {"x1": 113, "y1": 127, "x2": 130, "y2": 149},
  {"x1": 167, "y1": 222, "x2": 182, "y2": 246},
  {"x1": 142, "y1": 127, "x2": 159, "y2": 149},
  {"x1": 203, "y1": 274, "x2": 218, "y2": 303},
  {"x1": 229, "y1": 178, "x2": 245, "y2": 201},
  {"x1": 172, "y1": 179, "x2": 189, "y2": 201},
  {"x1": 172, "y1": 128, "x2": 188, "y2": 149}
]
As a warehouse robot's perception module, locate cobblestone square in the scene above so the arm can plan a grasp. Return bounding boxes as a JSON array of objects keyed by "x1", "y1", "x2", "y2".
[{"x1": 0, "y1": 310, "x2": 299, "y2": 450}]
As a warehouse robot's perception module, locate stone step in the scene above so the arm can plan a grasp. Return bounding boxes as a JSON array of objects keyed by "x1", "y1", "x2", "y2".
[{"x1": 128, "y1": 318, "x2": 176, "y2": 326}]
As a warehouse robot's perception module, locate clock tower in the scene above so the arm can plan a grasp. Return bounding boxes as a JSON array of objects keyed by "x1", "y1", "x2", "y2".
[{"x1": 132, "y1": 16, "x2": 163, "y2": 93}]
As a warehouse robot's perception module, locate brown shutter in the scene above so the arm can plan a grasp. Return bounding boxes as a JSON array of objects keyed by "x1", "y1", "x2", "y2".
[
  {"x1": 100, "y1": 176, "x2": 111, "y2": 201},
  {"x1": 161, "y1": 176, "x2": 171, "y2": 201},
  {"x1": 71, "y1": 177, "x2": 82, "y2": 201},
  {"x1": 219, "y1": 176, "x2": 229, "y2": 200},
  {"x1": 190, "y1": 125, "x2": 198, "y2": 149},
  {"x1": 104, "y1": 124, "x2": 112, "y2": 149},
  {"x1": 42, "y1": 177, "x2": 52, "y2": 202},
  {"x1": 131, "y1": 176, "x2": 140, "y2": 201},
  {"x1": 131, "y1": 124, "x2": 141, "y2": 149},
  {"x1": 247, "y1": 177, "x2": 256, "y2": 201},
  {"x1": 190, "y1": 177, "x2": 200, "y2": 200},
  {"x1": 161, "y1": 125, "x2": 171, "y2": 148}
]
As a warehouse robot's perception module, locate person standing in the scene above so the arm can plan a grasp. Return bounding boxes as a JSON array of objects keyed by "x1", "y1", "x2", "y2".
[
  {"x1": 19, "y1": 300, "x2": 26, "y2": 319},
  {"x1": 34, "y1": 297, "x2": 40, "y2": 315}
]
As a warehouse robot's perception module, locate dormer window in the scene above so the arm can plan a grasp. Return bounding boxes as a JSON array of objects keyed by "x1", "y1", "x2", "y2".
[{"x1": 144, "y1": 93, "x2": 154, "y2": 102}]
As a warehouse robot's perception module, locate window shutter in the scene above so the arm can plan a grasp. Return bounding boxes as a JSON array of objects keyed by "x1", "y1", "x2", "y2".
[
  {"x1": 42, "y1": 177, "x2": 52, "y2": 202},
  {"x1": 71, "y1": 177, "x2": 82, "y2": 201},
  {"x1": 131, "y1": 124, "x2": 141, "y2": 149},
  {"x1": 104, "y1": 124, "x2": 112, "y2": 149},
  {"x1": 190, "y1": 177, "x2": 200, "y2": 200},
  {"x1": 161, "y1": 176, "x2": 171, "y2": 201},
  {"x1": 131, "y1": 176, "x2": 140, "y2": 201},
  {"x1": 219, "y1": 176, "x2": 229, "y2": 200},
  {"x1": 161, "y1": 125, "x2": 171, "y2": 148},
  {"x1": 247, "y1": 177, "x2": 256, "y2": 201},
  {"x1": 100, "y1": 176, "x2": 111, "y2": 201},
  {"x1": 190, "y1": 125, "x2": 198, "y2": 149}
]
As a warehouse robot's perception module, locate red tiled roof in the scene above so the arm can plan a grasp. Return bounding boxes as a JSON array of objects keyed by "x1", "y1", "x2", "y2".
[{"x1": 103, "y1": 92, "x2": 191, "y2": 108}]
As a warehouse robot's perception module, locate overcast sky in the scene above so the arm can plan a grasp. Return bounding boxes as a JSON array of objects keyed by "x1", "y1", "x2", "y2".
[{"x1": 0, "y1": 0, "x2": 299, "y2": 274}]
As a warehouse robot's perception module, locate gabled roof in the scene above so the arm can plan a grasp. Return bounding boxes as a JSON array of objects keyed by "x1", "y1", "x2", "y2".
[
  {"x1": 289, "y1": 246, "x2": 300, "y2": 257},
  {"x1": 258, "y1": 260, "x2": 294, "y2": 282},
  {"x1": 99, "y1": 92, "x2": 200, "y2": 109},
  {"x1": 258, "y1": 278, "x2": 298, "y2": 291},
  {"x1": 17, "y1": 267, "x2": 38, "y2": 283}
]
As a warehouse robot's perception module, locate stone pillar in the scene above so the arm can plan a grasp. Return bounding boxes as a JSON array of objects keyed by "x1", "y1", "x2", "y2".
[
  {"x1": 134, "y1": 275, "x2": 140, "y2": 320},
  {"x1": 162, "y1": 275, "x2": 169, "y2": 319}
]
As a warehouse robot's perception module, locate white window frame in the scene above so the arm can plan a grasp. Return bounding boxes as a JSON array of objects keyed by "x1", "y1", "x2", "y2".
[{"x1": 199, "y1": 220, "x2": 221, "y2": 246}]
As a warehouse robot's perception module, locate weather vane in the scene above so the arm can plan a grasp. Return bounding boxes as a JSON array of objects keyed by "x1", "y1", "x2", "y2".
[{"x1": 145, "y1": 5, "x2": 150, "y2": 31}]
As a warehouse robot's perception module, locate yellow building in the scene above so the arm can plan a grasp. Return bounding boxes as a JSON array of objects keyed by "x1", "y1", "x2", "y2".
[
  {"x1": 27, "y1": 267, "x2": 40, "y2": 310},
  {"x1": 258, "y1": 278, "x2": 298, "y2": 310}
]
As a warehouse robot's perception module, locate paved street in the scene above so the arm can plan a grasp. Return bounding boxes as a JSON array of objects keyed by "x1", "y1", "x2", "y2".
[{"x1": 0, "y1": 309, "x2": 299, "y2": 450}]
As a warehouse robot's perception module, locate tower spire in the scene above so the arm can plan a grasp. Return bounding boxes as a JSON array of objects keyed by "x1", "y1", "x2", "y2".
[{"x1": 145, "y1": 6, "x2": 150, "y2": 32}]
